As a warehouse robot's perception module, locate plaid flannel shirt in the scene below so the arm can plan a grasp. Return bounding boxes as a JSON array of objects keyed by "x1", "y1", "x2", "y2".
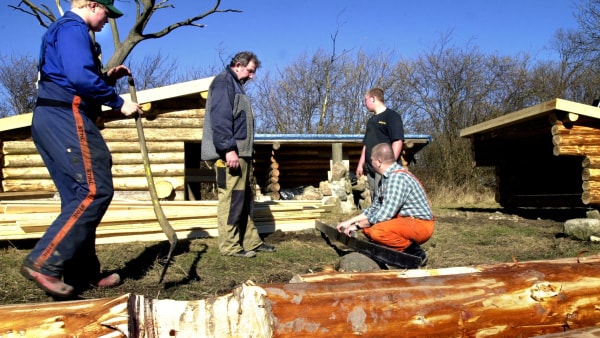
[{"x1": 364, "y1": 163, "x2": 433, "y2": 224}]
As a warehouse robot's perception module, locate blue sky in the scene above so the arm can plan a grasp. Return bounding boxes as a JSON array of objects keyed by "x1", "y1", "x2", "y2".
[{"x1": 1, "y1": 0, "x2": 582, "y2": 75}]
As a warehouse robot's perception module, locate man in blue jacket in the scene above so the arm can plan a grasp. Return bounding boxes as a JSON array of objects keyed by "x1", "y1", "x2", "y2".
[
  {"x1": 201, "y1": 51, "x2": 275, "y2": 257},
  {"x1": 21, "y1": 0, "x2": 141, "y2": 298}
]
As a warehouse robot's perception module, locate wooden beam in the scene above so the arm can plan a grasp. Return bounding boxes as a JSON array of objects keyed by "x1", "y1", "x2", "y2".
[{"x1": 460, "y1": 98, "x2": 600, "y2": 138}]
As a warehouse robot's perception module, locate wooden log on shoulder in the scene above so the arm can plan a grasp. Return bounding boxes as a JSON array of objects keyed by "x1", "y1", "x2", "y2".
[{"x1": 3, "y1": 256, "x2": 600, "y2": 337}]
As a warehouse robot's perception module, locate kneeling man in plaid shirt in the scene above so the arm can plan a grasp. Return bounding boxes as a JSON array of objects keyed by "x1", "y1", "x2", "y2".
[{"x1": 337, "y1": 142, "x2": 435, "y2": 265}]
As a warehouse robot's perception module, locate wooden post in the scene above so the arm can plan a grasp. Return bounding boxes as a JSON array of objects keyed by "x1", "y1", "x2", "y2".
[{"x1": 332, "y1": 143, "x2": 343, "y2": 164}]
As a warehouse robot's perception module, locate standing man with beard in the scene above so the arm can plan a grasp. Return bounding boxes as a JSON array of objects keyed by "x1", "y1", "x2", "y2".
[{"x1": 201, "y1": 51, "x2": 276, "y2": 258}]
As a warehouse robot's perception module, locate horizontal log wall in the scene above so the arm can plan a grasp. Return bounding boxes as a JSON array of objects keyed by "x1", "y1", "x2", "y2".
[
  {"x1": 253, "y1": 143, "x2": 363, "y2": 200},
  {"x1": 1, "y1": 108, "x2": 204, "y2": 198},
  {"x1": 551, "y1": 114, "x2": 600, "y2": 206},
  {"x1": 485, "y1": 112, "x2": 600, "y2": 208}
]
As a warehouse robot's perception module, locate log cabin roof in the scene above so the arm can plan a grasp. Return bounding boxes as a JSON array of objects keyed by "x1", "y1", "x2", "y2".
[
  {"x1": 255, "y1": 133, "x2": 432, "y2": 155},
  {"x1": 460, "y1": 98, "x2": 600, "y2": 138},
  {"x1": 0, "y1": 77, "x2": 215, "y2": 134}
]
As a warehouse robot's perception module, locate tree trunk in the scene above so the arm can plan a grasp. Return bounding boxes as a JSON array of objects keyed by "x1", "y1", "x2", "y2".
[{"x1": 2, "y1": 256, "x2": 600, "y2": 337}]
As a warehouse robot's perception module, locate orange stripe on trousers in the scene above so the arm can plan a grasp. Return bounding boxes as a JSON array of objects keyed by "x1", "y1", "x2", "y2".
[{"x1": 34, "y1": 96, "x2": 97, "y2": 270}]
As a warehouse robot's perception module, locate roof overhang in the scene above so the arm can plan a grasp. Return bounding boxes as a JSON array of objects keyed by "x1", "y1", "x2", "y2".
[{"x1": 460, "y1": 98, "x2": 600, "y2": 138}]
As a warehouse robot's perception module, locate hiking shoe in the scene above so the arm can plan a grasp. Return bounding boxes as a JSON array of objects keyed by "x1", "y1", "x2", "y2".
[
  {"x1": 404, "y1": 241, "x2": 428, "y2": 267},
  {"x1": 20, "y1": 265, "x2": 74, "y2": 298},
  {"x1": 255, "y1": 244, "x2": 276, "y2": 252},
  {"x1": 96, "y1": 273, "x2": 121, "y2": 288},
  {"x1": 233, "y1": 250, "x2": 256, "y2": 258}
]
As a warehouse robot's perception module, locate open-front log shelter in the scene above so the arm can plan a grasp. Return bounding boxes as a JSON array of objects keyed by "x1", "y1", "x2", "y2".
[
  {"x1": 460, "y1": 98, "x2": 600, "y2": 209},
  {"x1": 0, "y1": 78, "x2": 431, "y2": 201}
]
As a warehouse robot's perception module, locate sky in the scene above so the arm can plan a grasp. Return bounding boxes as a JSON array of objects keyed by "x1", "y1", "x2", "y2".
[{"x1": 0, "y1": 0, "x2": 583, "y2": 76}]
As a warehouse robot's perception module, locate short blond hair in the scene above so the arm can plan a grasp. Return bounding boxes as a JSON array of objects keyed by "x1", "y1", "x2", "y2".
[{"x1": 71, "y1": 0, "x2": 92, "y2": 9}]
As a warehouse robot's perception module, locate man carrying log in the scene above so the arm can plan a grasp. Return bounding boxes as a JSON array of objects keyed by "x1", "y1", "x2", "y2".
[{"x1": 337, "y1": 142, "x2": 434, "y2": 264}]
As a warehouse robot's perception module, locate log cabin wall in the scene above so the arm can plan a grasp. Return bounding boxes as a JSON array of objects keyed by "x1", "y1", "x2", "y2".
[
  {"x1": 461, "y1": 98, "x2": 600, "y2": 209},
  {"x1": 1, "y1": 106, "x2": 205, "y2": 200},
  {"x1": 0, "y1": 79, "x2": 431, "y2": 201}
]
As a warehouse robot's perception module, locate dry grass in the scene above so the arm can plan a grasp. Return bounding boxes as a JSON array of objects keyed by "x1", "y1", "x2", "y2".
[{"x1": 0, "y1": 191, "x2": 598, "y2": 305}]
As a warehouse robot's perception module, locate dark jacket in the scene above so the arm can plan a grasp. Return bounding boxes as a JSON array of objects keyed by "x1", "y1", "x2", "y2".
[{"x1": 201, "y1": 67, "x2": 255, "y2": 160}]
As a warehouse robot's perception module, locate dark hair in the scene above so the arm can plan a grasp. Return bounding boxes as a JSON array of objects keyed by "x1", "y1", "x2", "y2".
[{"x1": 229, "y1": 51, "x2": 261, "y2": 69}]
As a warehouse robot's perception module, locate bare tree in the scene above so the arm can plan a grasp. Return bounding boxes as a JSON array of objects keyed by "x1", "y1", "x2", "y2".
[
  {"x1": 253, "y1": 49, "x2": 398, "y2": 134},
  {"x1": 114, "y1": 51, "x2": 179, "y2": 93},
  {"x1": 9, "y1": 0, "x2": 241, "y2": 69},
  {"x1": 0, "y1": 54, "x2": 38, "y2": 116}
]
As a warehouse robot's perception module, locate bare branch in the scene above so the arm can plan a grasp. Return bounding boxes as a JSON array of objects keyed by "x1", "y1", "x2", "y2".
[
  {"x1": 107, "y1": 0, "x2": 242, "y2": 68},
  {"x1": 8, "y1": 0, "x2": 58, "y2": 28},
  {"x1": 139, "y1": 2, "x2": 242, "y2": 40}
]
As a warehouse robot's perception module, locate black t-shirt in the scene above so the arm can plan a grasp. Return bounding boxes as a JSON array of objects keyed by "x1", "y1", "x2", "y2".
[{"x1": 362, "y1": 108, "x2": 404, "y2": 173}]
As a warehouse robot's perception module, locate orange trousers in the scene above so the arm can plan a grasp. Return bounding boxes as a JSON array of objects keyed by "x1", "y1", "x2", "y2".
[{"x1": 363, "y1": 217, "x2": 435, "y2": 252}]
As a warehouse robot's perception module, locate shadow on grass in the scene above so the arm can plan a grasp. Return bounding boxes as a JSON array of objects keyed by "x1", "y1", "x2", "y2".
[{"x1": 119, "y1": 239, "x2": 205, "y2": 289}]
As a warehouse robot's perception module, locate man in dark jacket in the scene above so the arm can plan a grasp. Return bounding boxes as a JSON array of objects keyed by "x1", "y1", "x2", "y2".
[{"x1": 201, "y1": 51, "x2": 275, "y2": 257}]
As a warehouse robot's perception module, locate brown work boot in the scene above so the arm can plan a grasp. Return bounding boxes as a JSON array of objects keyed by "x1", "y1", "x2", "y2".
[
  {"x1": 95, "y1": 273, "x2": 121, "y2": 288},
  {"x1": 20, "y1": 265, "x2": 74, "y2": 298}
]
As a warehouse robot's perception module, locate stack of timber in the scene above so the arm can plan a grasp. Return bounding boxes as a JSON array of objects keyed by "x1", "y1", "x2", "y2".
[
  {"x1": 0, "y1": 108, "x2": 205, "y2": 195},
  {"x1": 0, "y1": 200, "x2": 333, "y2": 244},
  {"x1": 253, "y1": 143, "x2": 363, "y2": 196},
  {"x1": 550, "y1": 112, "x2": 600, "y2": 205},
  {"x1": 2, "y1": 255, "x2": 600, "y2": 337}
]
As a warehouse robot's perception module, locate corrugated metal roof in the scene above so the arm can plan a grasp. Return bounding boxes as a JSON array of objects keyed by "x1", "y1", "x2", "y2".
[{"x1": 255, "y1": 134, "x2": 432, "y2": 143}]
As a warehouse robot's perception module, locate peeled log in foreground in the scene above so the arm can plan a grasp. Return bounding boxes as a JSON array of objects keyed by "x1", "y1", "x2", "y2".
[{"x1": 1, "y1": 256, "x2": 600, "y2": 337}]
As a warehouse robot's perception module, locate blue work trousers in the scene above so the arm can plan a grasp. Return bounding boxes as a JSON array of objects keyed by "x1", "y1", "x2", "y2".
[{"x1": 25, "y1": 96, "x2": 114, "y2": 278}]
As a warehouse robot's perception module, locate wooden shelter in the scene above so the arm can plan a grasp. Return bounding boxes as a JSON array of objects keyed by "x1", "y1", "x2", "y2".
[
  {"x1": 460, "y1": 98, "x2": 600, "y2": 208},
  {"x1": 0, "y1": 78, "x2": 431, "y2": 201}
]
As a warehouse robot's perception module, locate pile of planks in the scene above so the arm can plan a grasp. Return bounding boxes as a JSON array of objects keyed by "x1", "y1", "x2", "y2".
[{"x1": 0, "y1": 199, "x2": 333, "y2": 244}]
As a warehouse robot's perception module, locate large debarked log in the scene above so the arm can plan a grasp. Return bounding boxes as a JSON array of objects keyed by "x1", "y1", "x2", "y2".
[{"x1": 2, "y1": 256, "x2": 600, "y2": 337}]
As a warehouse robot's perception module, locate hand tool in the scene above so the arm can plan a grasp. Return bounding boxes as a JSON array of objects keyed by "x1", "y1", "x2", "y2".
[
  {"x1": 316, "y1": 220, "x2": 425, "y2": 268},
  {"x1": 128, "y1": 76, "x2": 178, "y2": 283}
]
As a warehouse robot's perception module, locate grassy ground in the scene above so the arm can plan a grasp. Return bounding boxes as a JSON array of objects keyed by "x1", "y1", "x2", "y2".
[{"x1": 1, "y1": 201, "x2": 599, "y2": 305}]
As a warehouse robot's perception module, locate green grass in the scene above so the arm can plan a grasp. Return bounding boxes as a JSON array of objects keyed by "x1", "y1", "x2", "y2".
[{"x1": 1, "y1": 202, "x2": 599, "y2": 305}]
